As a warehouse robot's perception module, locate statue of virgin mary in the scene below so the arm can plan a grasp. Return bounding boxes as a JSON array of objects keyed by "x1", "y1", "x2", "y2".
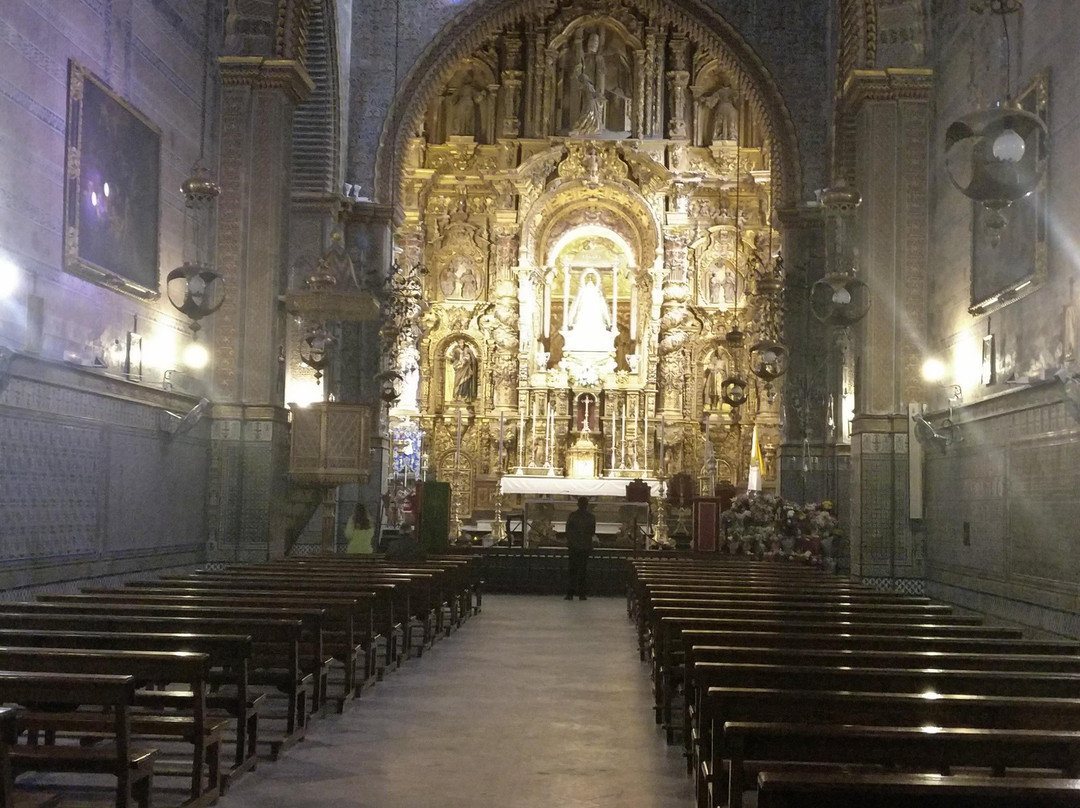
[{"x1": 562, "y1": 268, "x2": 616, "y2": 354}]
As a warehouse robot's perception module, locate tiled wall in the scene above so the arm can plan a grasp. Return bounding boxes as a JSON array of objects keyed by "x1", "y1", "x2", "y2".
[
  {"x1": 922, "y1": 3, "x2": 1080, "y2": 638},
  {"x1": 0, "y1": 0, "x2": 216, "y2": 590},
  {"x1": 0, "y1": 356, "x2": 209, "y2": 590}
]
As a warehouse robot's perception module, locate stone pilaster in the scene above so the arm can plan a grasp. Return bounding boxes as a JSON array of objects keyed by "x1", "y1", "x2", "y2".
[
  {"x1": 207, "y1": 57, "x2": 313, "y2": 562},
  {"x1": 842, "y1": 68, "x2": 932, "y2": 589}
]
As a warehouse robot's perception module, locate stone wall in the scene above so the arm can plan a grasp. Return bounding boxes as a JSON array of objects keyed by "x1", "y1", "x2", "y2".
[
  {"x1": 0, "y1": 0, "x2": 218, "y2": 588},
  {"x1": 347, "y1": 0, "x2": 831, "y2": 200},
  {"x1": 923, "y1": 2, "x2": 1080, "y2": 636}
]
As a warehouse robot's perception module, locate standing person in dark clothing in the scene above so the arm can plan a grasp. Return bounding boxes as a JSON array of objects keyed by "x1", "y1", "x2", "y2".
[{"x1": 564, "y1": 496, "x2": 596, "y2": 600}]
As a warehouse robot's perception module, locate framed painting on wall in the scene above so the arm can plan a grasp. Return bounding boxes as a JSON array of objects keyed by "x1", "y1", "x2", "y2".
[
  {"x1": 969, "y1": 72, "x2": 1049, "y2": 316},
  {"x1": 63, "y1": 61, "x2": 161, "y2": 300}
]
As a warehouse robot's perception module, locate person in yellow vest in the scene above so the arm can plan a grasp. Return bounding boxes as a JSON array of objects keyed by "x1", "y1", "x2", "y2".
[{"x1": 345, "y1": 502, "x2": 374, "y2": 554}]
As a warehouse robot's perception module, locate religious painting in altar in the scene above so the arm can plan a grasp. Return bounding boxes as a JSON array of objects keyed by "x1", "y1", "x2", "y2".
[{"x1": 386, "y1": 0, "x2": 790, "y2": 523}]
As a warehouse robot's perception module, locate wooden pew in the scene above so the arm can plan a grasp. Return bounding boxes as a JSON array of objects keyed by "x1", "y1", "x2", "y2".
[
  {"x1": 730, "y1": 724, "x2": 1080, "y2": 806},
  {"x1": 0, "y1": 628, "x2": 257, "y2": 783},
  {"x1": 200, "y1": 566, "x2": 443, "y2": 654},
  {"x1": 0, "y1": 671, "x2": 156, "y2": 808},
  {"x1": 75, "y1": 589, "x2": 369, "y2": 712},
  {"x1": 280, "y1": 557, "x2": 475, "y2": 631},
  {"x1": 756, "y1": 771, "x2": 1080, "y2": 808},
  {"x1": 150, "y1": 575, "x2": 407, "y2": 669},
  {"x1": 0, "y1": 648, "x2": 220, "y2": 808},
  {"x1": 683, "y1": 638, "x2": 1080, "y2": 766},
  {"x1": 0, "y1": 609, "x2": 307, "y2": 759},
  {"x1": 704, "y1": 686, "x2": 1080, "y2": 808},
  {"x1": 32, "y1": 597, "x2": 330, "y2": 724},
  {"x1": 652, "y1": 613, "x2": 1014, "y2": 740}
]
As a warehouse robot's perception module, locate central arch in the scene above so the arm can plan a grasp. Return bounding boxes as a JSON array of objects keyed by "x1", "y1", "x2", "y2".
[{"x1": 373, "y1": 0, "x2": 803, "y2": 209}]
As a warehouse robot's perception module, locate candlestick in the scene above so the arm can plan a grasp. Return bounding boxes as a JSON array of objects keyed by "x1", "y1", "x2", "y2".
[{"x1": 659, "y1": 416, "x2": 666, "y2": 473}]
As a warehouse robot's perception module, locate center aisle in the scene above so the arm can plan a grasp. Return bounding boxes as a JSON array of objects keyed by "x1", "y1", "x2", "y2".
[{"x1": 220, "y1": 594, "x2": 694, "y2": 808}]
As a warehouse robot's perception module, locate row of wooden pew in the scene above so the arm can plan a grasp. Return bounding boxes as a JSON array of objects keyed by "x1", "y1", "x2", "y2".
[
  {"x1": 626, "y1": 557, "x2": 1080, "y2": 808},
  {"x1": 0, "y1": 554, "x2": 480, "y2": 808}
]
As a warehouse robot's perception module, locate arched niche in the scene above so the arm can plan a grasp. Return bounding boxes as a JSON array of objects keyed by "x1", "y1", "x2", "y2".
[{"x1": 425, "y1": 58, "x2": 498, "y2": 144}]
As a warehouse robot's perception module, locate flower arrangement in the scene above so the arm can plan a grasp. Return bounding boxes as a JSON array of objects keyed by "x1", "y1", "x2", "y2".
[{"x1": 720, "y1": 494, "x2": 842, "y2": 569}]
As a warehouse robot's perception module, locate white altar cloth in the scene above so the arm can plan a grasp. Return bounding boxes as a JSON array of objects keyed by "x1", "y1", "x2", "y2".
[{"x1": 500, "y1": 475, "x2": 659, "y2": 497}]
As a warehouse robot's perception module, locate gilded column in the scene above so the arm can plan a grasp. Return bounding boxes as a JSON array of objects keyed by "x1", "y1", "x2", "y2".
[{"x1": 666, "y1": 38, "x2": 689, "y2": 139}]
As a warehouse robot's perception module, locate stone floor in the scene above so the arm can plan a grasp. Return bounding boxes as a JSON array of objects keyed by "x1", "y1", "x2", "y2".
[{"x1": 219, "y1": 594, "x2": 695, "y2": 808}]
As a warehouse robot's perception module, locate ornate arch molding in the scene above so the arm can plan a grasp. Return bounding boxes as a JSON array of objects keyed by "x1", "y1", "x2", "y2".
[
  {"x1": 837, "y1": 0, "x2": 878, "y2": 78},
  {"x1": 373, "y1": 0, "x2": 803, "y2": 208}
]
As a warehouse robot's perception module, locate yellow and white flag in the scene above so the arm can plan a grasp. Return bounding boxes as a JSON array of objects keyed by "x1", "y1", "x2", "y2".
[{"x1": 747, "y1": 423, "x2": 763, "y2": 492}]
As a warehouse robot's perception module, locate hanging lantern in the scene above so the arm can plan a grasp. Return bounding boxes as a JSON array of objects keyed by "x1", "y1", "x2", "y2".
[
  {"x1": 945, "y1": 100, "x2": 1048, "y2": 245},
  {"x1": 721, "y1": 375, "x2": 749, "y2": 408},
  {"x1": 810, "y1": 272, "x2": 870, "y2": 326},
  {"x1": 299, "y1": 322, "x2": 334, "y2": 383},
  {"x1": 749, "y1": 339, "x2": 789, "y2": 383},
  {"x1": 167, "y1": 164, "x2": 225, "y2": 334},
  {"x1": 375, "y1": 369, "x2": 404, "y2": 404}
]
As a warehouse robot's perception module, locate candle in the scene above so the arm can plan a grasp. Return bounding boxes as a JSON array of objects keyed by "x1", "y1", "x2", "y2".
[
  {"x1": 455, "y1": 409, "x2": 463, "y2": 469},
  {"x1": 610, "y1": 401, "x2": 617, "y2": 470},
  {"x1": 498, "y1": 410, "x2": 505, "y2": 470},
  {"x1": 531, "y1": 398, "x2": 537, "y2": 465},
  {"x1": 630, "y1": 274, "x2": 638, "y2": 342},
  {"x1": 644, "y1": 400, "x2": 649, "y2": 472},
  {"x1": 543, "y1": 279, "x2": 551, "y2": 339},
  {"x1": 621, "y1": 400, "x2": 627, "y2": 468},
  {"x1": 611, "y1": 265, "x2": 618, "y2": 328},
  {"x1": 563, "y1": 265, "x2": 570, "y2": 329},
  {"x1": 518, "y1": 406, "x2": 526, "y2": 470}
]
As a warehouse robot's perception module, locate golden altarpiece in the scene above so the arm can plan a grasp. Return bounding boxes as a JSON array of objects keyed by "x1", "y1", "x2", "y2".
[{"x1": 387, "y1": 2, "x2": 784, "y2": 530}]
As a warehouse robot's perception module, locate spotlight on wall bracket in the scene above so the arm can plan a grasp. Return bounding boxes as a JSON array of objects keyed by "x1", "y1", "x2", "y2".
[
  {"x1": 911, "y1": 412, "x2": 961, "y2": 454},
  {"x1": 158, "y1": 397, "x2": 211, "y2": 437}
]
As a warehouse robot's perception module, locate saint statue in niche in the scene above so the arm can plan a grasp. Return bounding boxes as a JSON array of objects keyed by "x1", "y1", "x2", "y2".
[
  {"x1": 694, "y1": 83, "x2": 739, "y2": 144},
  {"x1": 447, "y1": 340, "x2": 477, "y2": 401},
  {"x1": 440, "y1": 67, "x2": 490, "y2": 141},
  {"x1": 703, "y1": 352, "x2": 730, "y2": 410},
  {"x1": 562, "y1": 27, "x2": 631, "y2": 136},
  {"x1": 705, "y1": 265, "x2": 725, "y2": 305}
]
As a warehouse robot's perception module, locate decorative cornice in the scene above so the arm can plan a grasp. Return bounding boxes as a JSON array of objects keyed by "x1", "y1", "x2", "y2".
[
  {"x1": 842, "y1": 68, "x2": 934, "y2": 110},
  {"x1": 219, "y1": 57, "x2": 314, "y2": 103}
]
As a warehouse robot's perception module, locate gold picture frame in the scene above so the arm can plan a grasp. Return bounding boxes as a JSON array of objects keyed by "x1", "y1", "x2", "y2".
[{"x1": 63, "y1": 61, "x2": 161, "y2": 300}]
